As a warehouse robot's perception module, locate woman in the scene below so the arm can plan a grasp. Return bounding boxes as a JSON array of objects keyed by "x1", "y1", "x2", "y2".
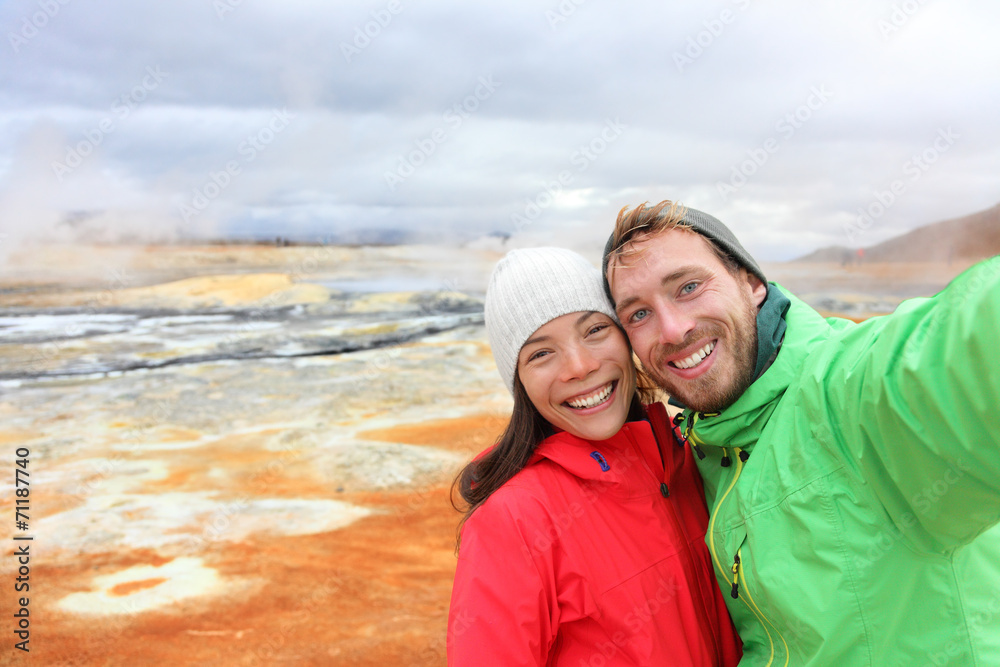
[{"x1": 448, "y1": 247, "x2": 741, "y2": 666}]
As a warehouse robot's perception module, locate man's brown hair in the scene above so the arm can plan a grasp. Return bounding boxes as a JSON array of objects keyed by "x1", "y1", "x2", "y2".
[{"x1": 603, "y1": 200, "x2": 742, "y2": 299}]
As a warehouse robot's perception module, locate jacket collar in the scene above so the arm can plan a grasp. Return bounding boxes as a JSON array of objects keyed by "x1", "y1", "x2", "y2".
[
  {"x1": 528, "y1": 418, "x2": 660, "y2": 482},
  {"x1": 688, "y1": 285, "x2": 834, "y2": 453}
]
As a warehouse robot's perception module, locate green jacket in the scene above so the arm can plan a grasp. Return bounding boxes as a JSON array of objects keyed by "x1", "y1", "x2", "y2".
[{"x1": 684, "y1": 257, "x2": 1000, "y2": 666}]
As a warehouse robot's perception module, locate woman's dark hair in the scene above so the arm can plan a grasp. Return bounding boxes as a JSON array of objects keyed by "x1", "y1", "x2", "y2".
[{"x1": 451, "y1": 344, "x2": 658, "y2": 546}]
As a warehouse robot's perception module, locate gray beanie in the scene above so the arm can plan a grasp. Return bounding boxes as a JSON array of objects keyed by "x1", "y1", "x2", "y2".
[
  {"x1": 485, "y1": 247, "x2": 617, "y2": 394},
  {"x1": 602, "y1": 205, "x2": 767, "y2": 302}
]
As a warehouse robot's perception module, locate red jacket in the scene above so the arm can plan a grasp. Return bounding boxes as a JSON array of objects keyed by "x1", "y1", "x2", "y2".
[{"x1": 448, "y1": 403, "x2": 742, "y2": 666}]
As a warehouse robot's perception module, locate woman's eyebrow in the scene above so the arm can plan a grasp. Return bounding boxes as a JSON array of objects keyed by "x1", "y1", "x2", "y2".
[
  {"x1": 522, "y1": 312, "x2": 600, "y2": 348},
  {"x1": 522, "y1": 333, "x2": 549, "y2": 347}
]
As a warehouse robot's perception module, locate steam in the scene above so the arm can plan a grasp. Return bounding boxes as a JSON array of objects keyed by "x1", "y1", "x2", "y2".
[{"x1": 0, "y1": 118, "x2": 222, "y2": 267}]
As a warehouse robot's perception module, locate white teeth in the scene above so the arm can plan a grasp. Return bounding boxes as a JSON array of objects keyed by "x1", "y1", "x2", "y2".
[
  {"x1": 567, "y1": 382, "x2": 614, "y2": 409},
  {"x1": 672, "y1": 341, "x2": 716, "y2": 370}
]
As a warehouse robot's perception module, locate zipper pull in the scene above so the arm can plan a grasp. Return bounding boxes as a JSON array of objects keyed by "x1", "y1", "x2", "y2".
[
  {"x1": 730, "y1": 553, "x2": 741, "y2": 599},
  {"x1": 671, "y1": 416, "x2": 687, "y2": 448},
  {"x1": 660, "y1": 482, "x2": 670, "y2": 498},
  {"x1": 685, "y1": 419, "x2": 706, "y2": 459},
  {"x1": 590, "y1": 451, "x2": 611, "y2": 472},
  {"x1": 721, "y1": 447, "x2": 732, "y2": 467},
  {"x1": 671, "y1": 422, "x2": 686, "y2": 447}
]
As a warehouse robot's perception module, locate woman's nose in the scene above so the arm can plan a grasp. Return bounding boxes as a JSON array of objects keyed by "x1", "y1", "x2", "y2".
[{"x1": 560, "y1": 344, "x2": 600, "y2": 381}]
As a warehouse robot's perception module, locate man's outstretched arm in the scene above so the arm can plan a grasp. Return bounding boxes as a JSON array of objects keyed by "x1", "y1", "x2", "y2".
[{"x1": 823, "y1": 256, "x2": 1000, "y2": 553}]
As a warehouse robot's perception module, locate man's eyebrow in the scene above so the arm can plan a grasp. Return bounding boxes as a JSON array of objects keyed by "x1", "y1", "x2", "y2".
[
  {"x1": 615, "y1": 295, "x2": 640, "y2": 314},
  {"x1": 614, "y1": 266, "x2": 701, "y2": 313}
]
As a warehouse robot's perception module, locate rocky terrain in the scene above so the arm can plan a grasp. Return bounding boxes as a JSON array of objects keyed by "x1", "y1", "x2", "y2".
[
  {"x1": 0, "y1": 240, "x2": 986, "y2": 665},
  {"x1": 0, "y1": 243, "x2": 511, "y2": 665}
]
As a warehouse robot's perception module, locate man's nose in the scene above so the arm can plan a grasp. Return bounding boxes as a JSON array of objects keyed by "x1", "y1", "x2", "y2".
[{"x1": 656, "y1": 301, "x2": 697, "y2": 347}]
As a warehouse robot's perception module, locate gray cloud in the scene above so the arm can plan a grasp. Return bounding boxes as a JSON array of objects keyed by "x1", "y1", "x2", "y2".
[{"x1": 1, "y1": 0, "x2": 998, "y2": 260}]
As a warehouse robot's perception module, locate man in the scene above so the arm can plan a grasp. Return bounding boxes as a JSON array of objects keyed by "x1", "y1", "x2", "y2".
[{"x1": 602, "y1": 200, "x2": 1000, "y2": 666}]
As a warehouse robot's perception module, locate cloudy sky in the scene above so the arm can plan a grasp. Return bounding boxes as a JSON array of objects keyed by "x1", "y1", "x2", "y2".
[{"x1": 1, "y1": 0, "x2": 998, "y2": 260}]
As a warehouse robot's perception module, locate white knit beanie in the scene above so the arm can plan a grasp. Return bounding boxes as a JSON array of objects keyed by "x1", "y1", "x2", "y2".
[{"x1": 485, "y1": 247, "x2": 618, "y2": 394}]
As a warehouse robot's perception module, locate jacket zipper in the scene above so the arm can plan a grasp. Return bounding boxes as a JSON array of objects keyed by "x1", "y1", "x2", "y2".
[
  {"x1": 733, "y1": 547, "x2": 788, "y2": 665},
  {"x1": 633, "y1": 422, "x2": 723, "y2": 667},
  {"x1": 693, "y1": 423, "x2": 789, "y2": 667}
]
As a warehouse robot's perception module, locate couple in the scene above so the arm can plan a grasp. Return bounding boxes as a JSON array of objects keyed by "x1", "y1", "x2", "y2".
[{"x1": 449, "y1": 201, "x2": 1000, "y2": 666}]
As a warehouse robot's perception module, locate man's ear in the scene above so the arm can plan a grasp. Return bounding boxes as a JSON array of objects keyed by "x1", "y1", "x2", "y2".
[{"x1": 746, "y1": 271, "x2": 767, "y2": 308}]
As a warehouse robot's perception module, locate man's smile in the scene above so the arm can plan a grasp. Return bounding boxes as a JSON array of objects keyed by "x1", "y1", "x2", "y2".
[{"x1": 668, "y1": 340, "x2": 717, "y2": 370}]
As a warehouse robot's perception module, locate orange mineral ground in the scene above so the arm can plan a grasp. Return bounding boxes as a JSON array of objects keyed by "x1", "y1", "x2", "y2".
[
  {"x1": 0, "y1": 242, "x2": 513, "y2": 666},
  {"x1": 25, "y1": 416, "x2": 504, "y2": 666},
  {"x1": 0, "y1": 242, "x2": 979, "y2": 665}
]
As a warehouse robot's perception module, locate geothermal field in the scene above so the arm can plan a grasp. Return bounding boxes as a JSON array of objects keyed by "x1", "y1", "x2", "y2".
[{"x1": 0, "y1": 241, "x2": 981, "y2": 665}]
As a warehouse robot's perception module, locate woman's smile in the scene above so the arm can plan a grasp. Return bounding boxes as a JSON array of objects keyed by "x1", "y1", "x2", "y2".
[{"x1": 518, "y1": 312, "x2": 635, "y2": 441}]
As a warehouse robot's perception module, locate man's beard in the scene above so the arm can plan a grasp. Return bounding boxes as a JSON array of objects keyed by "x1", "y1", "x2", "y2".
[{"x1": 646, "y1": 300, "x2": 759, "y2": 413}]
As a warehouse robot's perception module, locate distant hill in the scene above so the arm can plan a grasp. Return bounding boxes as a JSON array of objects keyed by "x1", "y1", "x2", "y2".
[{"x1": 796, "y1": 203, "x2": 1000, "y2": 262}]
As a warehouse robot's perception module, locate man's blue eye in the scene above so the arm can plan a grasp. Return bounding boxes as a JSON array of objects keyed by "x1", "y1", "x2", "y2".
[
  {"x1": 681, "y1": 282, "x2": 698, "y2": 294},
  {"x1": 630, "y1": 309, "x2": 649, "y2": 323}
]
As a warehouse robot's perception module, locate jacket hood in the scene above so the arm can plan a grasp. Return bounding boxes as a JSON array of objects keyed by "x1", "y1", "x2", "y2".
[{"x1": 689, "y1": 286, "x2": 842, "y2": 453}]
